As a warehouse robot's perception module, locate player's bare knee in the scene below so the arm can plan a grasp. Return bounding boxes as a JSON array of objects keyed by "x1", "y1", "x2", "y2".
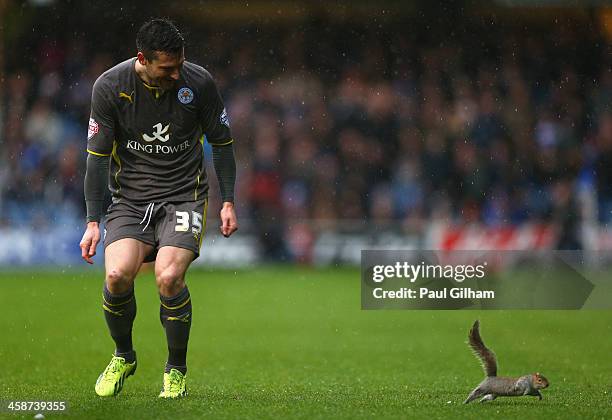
[
  {"x1": 156, "y1": 266, "x2": 184, "y2": 294},
  {"x1": 106, "y1": 268, "x2": 134, "y2": 293}
]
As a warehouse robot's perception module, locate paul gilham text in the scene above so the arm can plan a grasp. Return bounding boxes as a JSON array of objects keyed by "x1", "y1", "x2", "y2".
[{"x1": 373, "y1": 287, "x2": 495, "y2": 299}]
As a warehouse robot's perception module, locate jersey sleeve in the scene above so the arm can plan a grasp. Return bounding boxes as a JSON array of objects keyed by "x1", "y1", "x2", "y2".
[
  {"x1": 201, "y1": 77, "x2": 232, "y2": 146},
  {"x1": 87, "y1": 77, "x2": 116, "y2": 156}
]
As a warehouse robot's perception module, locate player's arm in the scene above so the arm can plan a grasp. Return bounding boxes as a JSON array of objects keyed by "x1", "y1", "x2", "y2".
[
  {"x1": 212, "y1": 142, "x2": 236, "y2": 237},
  {"x1": 201, "y1": 75, "x2": 237, "y2": 238},
  {"x1": 80, "y1": 77, "x2": 115, "y2": 263}
]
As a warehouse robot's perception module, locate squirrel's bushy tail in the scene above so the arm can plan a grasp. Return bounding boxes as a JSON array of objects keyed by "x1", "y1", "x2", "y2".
[{"x1": 468, "y1": 320, "x2": 497, "y2": 377}]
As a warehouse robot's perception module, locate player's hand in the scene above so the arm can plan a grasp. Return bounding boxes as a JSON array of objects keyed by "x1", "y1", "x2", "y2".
[
  {"x1": 80, "y1": 221, "x2": 101, "y2": 264},
  {"x1": 220, "y1": 202, "x2": 238, "y2": 238}
]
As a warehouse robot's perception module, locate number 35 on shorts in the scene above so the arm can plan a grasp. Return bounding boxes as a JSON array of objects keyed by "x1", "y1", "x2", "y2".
[{"x1": 175, "y1": 211, "x2": 203, "y2": 235}]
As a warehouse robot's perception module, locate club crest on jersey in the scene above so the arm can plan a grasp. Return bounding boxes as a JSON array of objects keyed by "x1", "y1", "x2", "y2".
[
  {"x1": 220, "y1": 108, "x2": 230, "y2": 127},
  {"x1": 88, "y1": 118, "x2": 99, "y2": 140},
  {"x1": 178, "y1": 87, "x2": 194, "y2": 104}
]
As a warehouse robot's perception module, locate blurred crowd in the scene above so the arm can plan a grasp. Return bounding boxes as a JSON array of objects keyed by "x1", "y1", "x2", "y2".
[{"x1": 1, "y1": 18, "x2": 611, "y2": 254}]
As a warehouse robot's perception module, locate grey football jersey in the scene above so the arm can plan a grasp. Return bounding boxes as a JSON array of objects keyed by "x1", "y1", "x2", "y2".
[{"x1": 86, "y1": 58, "x2": 232, "y2": 203}]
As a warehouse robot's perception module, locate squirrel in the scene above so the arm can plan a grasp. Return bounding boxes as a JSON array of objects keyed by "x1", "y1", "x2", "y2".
[{"x1": 464, "y1": 320, "x2": 549, "y2": 404}]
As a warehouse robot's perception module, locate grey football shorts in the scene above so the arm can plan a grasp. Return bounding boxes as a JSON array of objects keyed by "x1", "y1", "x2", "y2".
[{"x1": 103, "y1": 198, "x2": 208, "y2": 262}]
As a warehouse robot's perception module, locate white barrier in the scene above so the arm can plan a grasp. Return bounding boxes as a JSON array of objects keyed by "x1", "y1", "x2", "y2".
[{"x1": 0, "y1": 222, "x2": 589, "y2": 267}]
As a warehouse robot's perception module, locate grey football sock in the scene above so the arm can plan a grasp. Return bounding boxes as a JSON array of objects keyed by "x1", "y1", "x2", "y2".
[
  {"x1": 103, "y1": 284, "x2": 136, "y2": 358},
  {"x1": 159, "y1": 286, "x2": 191, "y2": 374}
]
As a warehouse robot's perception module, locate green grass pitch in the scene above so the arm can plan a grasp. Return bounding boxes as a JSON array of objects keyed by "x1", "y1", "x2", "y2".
[{"x1": 0, "y1": 266, "x2": 610, "y2": 419}]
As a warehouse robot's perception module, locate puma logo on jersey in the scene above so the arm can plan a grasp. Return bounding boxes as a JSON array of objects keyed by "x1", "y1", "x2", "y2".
[
  {"x1": 119, "y1": 91, "x2": 134, "y2": 104},
  {"x1": 142, "y1": 123, "x2": 170, "y2": 143}
]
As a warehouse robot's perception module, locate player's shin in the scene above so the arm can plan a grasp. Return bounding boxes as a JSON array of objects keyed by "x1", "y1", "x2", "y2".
[
  {"x1": 102, "y1": 284, "x2": 137, "y2": 362},
  {"x1": 159, "y1": 285, "x2": 192, "y2": 374}
]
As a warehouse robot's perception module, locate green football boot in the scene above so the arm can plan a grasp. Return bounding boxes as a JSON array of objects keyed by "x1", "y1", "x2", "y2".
[
  {"x1": 94, "y1": 354, "x2": 137, "y2": 397},
  {"x1": 158, "y1": 368, "x2": 187, "y2": 398}
]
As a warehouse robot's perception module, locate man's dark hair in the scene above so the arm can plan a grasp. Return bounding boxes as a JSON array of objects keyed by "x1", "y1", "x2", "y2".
[{"x1": 136, "y1": 18, "x2": 184, "y2": 60}]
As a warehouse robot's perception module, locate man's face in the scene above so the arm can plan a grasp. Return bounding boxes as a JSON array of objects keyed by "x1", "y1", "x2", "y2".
[{"x1": 138, "y1": 50, "x2": 185, "y2": 90}]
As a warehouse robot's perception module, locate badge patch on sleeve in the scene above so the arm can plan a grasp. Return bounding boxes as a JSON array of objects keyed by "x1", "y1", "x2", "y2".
[
  {"x1": 88, "y1": 118, "x2": 99, "y2": 140},
  {"x1": 220, "y1": 108, "x2": 230, "y2": 127}
]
